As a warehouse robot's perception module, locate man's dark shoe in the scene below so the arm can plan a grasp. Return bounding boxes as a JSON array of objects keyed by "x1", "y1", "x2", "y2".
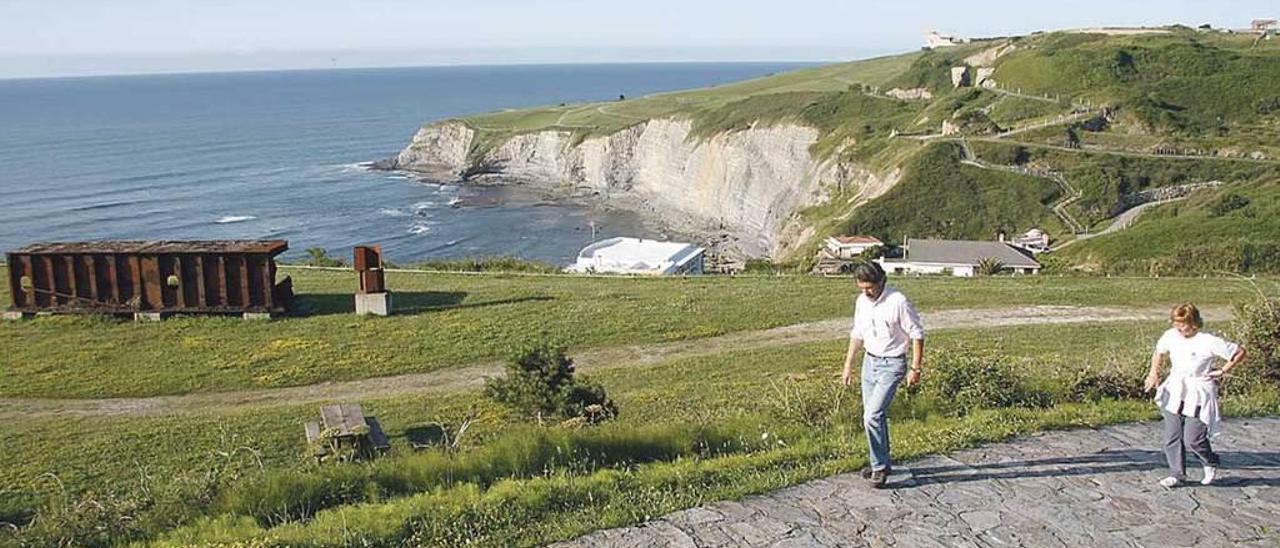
[{"x1": 860, "y1": 466, "x2": 891, "y2": 487}]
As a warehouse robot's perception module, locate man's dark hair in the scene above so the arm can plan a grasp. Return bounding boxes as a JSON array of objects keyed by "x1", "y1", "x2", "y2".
[{"x1": 852, "y1": 261, "x2": 886, "y2": 284}]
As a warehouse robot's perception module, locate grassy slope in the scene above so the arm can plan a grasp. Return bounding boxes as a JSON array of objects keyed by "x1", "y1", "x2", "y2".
[
  {"x1": 841, "y1": 142, "x2": 1066, "y2": 243},
  {"x1": 0, "y1": 265, "x2": 1263, "y2": 399},
  {"x1": 1058, "y1": 181, "x2": 1280, "y2": 274},
  {"x1": 461, "y1": 52, "x2": 923, "y2": 154},
  {"x1": 7, "y1": 320, "x2": 1276, "y2": 546}
]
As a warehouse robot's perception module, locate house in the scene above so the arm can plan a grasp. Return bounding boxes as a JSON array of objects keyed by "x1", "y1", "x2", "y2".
[
  {"x1": 823, "y1": 235, "x2": 883, "y2": 259},
  {"x1": 566, "y1": 237, "x2": 704, "y2": 275},
  {"x1": 1252, "y1": 19, "x2": 1278, "y2": 32},
  {"x1": 925, "y1": 31, "x2": 967, "y2": 49},
  {"x1": 877, "y1": 238, "x2": 1041, "y2": 277},
  {"x1": 1008, "y1": 228, "x2": 1051, "y2": 254}
]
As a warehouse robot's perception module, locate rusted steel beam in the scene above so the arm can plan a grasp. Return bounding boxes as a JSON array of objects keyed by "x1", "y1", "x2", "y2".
[
  {"x1": 194, "y1": 255, "x2": 207, "y2": 307},
  {"x1": 261, "y1": 256, "x2": 274, "y2": 310},
  {"x1": 86, "y1": 255, "x2": 99, "y2": 303},
  {"x1": 215, "y1": 256, "x2": 228, "y2": 307},
  {"x1": 141, "y1": 255, "x2": 162, "y2": 310},
  {"x1": 42, "y1": 255, "x2": 57, "y2": 307},
  {"x1": 238, "y1": 256, "x2": 251, "y2": 308}
]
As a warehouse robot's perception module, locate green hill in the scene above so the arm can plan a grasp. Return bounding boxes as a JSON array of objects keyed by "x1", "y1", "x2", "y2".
[{"x1": 435, "y1": 27, "x2": 1280, "y2": 271}]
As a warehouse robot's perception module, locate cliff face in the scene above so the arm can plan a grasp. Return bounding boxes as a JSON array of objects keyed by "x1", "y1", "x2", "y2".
[{"x1": 391, "y1": 119, "x2": 896, "y2": 258}]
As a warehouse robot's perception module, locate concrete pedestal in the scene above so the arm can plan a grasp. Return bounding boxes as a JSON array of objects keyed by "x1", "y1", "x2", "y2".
[
  {"x1": 242, "y1": 312, "x2": 274, "y2": 321},
  {"x1": 3, "y1": 311, "x2": 32, "y2": 321},
  {"x1": 355, "y1": 292, "x2": 392, "y2": 316},
  {"x1": 134, "y1": 312, "x2": 171, "y2": 322}
]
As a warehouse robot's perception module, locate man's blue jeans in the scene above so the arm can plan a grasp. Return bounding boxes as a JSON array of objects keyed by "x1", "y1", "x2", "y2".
[{"x1": 862, "y1": 354, "x2": 907, "y2": 471}]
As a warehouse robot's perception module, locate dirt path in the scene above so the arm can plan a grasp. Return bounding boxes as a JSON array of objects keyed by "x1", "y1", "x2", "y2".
[{"x1": 0, "y1": 305, "x2": 1226, "y2": 420}]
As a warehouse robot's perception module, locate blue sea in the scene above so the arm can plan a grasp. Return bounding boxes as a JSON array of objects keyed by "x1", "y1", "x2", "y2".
[{"x1": 0, "y1": 63, "x2": 812, "y2": 265}]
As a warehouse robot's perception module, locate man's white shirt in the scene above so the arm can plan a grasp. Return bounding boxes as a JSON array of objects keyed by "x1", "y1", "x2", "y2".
[{"x1": 850, "y1": 287, "x2": 925, "y2": 357}]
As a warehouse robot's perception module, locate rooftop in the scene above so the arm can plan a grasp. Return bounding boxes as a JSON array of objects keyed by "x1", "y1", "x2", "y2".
[
  {"x1": 904, "y1": 239, "x2": 1040, "y2": 268},
  {"x1": 574, "y1": 237, "x2": 703, "y2": 273},
  {"x1": 829, "y1": 236, "x2": 883, "y2": 245}
]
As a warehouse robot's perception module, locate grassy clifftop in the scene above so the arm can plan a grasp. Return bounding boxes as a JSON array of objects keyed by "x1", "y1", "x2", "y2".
[{"x1": 433, "y1": 27, "x2": 1280, "y2": 271}]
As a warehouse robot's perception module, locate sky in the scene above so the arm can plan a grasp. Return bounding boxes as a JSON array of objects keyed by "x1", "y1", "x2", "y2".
[{"x1": 0, "y1": 0, "x2": 1276, "y2": 78}]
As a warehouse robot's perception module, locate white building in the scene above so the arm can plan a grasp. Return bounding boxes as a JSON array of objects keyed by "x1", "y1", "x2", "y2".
[
  {"x1": 567, "y1": 237, "x2": 705, "y2": 275},
  {"x1": 926, "y1": 31, "x2": 968, "y2": 49},
  {"x1": 877, "y1": 238, "x2": 1041, "y2": 277},
  {"x1": 1008, "y1": 228, "x2": 1051, "y2": 254},
  {"x1": 823, "y1": 235, "x2": 883, "y2": 259}
]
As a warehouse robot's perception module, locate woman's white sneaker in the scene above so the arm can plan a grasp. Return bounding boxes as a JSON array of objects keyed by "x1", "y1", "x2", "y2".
[
  {"x1": 1158, "y1": 476, "x2": 1181, "y2": 488},
  {"x1": 1201, "y1": 466, "x2": 1217, "y2": 485}
]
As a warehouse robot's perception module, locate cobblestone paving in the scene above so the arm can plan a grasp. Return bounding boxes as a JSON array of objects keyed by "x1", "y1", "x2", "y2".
[{"x1": 553, "y1": 418, "x2": 1280, "y2": 548}]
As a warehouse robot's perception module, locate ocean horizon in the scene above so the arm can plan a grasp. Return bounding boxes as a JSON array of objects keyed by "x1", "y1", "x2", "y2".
[{"x1": 0, "y1": 61, "x2": 815, "y2": 265}]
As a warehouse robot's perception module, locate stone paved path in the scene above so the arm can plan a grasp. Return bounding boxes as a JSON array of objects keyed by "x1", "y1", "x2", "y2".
[{"x1": 554, "y1": 417, "x2": 1280, "y2": 548}]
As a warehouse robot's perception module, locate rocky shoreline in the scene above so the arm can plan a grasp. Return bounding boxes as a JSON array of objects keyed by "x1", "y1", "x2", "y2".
[{"x1": 378, "y1": 119, "x2": 898, "y2": 261}]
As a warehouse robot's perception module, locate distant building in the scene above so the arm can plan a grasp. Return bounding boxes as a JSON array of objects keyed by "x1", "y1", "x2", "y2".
[
  {"x1": 823, "y1": 235, "x2": 883, "y2": 259},
  {"x1": 567, "y1": 237, "x2": 704, "y2": 275},
  {"x1": 926, "y1": 31, "x2": 968, "y2": 49},
  {"x1": 1252, "y1": 19, "x2": 1278, "y2": 32},
  {"x1": 877, "y1": 238, "x2": 1041, "y2": 277},
  {"x1": 1007, "y1": 229, "x2": 1051, "y2": 254}
]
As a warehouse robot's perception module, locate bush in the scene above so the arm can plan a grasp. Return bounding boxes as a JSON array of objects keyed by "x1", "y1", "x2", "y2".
[
  {"x1": 924, "y1": 347, "x2": 1053, "y2": 416},
  {"x1": 303, "y1": 248, "x2": 345, "y2": 267},
  {"x1": 1207, "y1": 192, "x2": 1251, "y2": 217},
  {"x1": 1231, "y1": 289, "x2": 1280, "y2": 382},
  {"x1": 484, "y1": 343, "x2": 617, "y2": 425},
  {"x1": 767, "y1": 375, "x2": 857, "y2": 429},
  {"x1": 1063, "y1": 357, "x2": 1146, "y2": 402}
]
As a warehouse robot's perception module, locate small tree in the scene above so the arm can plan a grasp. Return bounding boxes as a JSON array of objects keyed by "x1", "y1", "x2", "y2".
[
  {"x1": 976, "y1": 257, "x2": 1006, "y2": 276},
  {"x1": 484, "y1": 342, "x2": 617, "y2": 425},
  {"x1": 304, "y1": 248, "x2": 345, "y2": 267}
]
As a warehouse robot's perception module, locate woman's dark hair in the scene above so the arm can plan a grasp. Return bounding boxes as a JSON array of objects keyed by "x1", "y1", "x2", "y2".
[{"x1": 852, "y1": 261, "x2": 886, "y2": 284}]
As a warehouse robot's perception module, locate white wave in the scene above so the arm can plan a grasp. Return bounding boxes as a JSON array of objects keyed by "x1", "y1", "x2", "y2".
[
  {"x1": 412, "y1": 201, "x2": 436, "y2": 211},
  {"x1": 378, "y1": 207, "x2": 411, "y2": 218},
  {"x1": 216, "y1": 215, "x2": 257, "y2": 224},
  {"x1": 339, "y1": 161, "x2": 375, "y2": 171},
  {"x1": 408, "y1": 221, "x2": 432, "y2": 235}
]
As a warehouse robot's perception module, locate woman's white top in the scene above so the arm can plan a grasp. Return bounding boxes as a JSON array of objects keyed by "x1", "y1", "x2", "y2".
[{"x1": 1153, "y1": 328, "x2": 1239, "y2": 436}]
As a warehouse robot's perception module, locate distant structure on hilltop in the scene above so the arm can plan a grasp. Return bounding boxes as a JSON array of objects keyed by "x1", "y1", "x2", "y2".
[
  {"x1": 1253, "y1": 19, "x2": 1278, "y2": 32},
  {"x1": 566, "y1": 237, "x2": 705, "y2": 276},
  {"x1": 925, "y1": 31, "x2": 968, "y2": 49}
]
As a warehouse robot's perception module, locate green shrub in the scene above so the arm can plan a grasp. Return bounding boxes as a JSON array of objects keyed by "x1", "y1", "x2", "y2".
[
  {"x1": 924, "y1": 347, "x2": 1053, "y2": 416},
  {"x1": 484, "y1": 343, "x2": 618, "y2": 425},
  {"x1": 1207, "y1": 192, "x2": 1251, "y2": 217},
  {"x1": 411, "y1": 256, "x2": 560, "y2": 273},
  {"x1": 1063, "y1": 358, "x2": 1146, "y2": 402},
  {"x1": 766, "y1": 375, "x2": 858, "y2": 429},
  {"x1": 1231, "y1": 289, "x2": 1280, "y2": 382},
  {"x1": 303, "y1": 248, "x2": 345, "y2": 267}
]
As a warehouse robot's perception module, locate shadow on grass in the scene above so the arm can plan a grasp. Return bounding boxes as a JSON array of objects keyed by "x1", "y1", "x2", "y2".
[
  {"x1": 295, "y1": 292, "x2": 554, "y2": 316},
  {"x1": 903, "y1": 450, "x2": 1280, "y2": 488}
]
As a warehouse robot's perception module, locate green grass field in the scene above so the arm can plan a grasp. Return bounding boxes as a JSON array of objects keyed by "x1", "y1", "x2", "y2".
[
  {"x1": 5, "y1": 317, "x2": 1276, "y2": 547},
  {"x1": 0, "y1": 265, "x2": 1263, "y2": 399}
]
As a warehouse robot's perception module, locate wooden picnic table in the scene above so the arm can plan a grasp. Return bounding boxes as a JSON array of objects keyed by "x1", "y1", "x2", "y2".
[{"x1": 304, "y1": 403, "x2": 390, "y2": 462}]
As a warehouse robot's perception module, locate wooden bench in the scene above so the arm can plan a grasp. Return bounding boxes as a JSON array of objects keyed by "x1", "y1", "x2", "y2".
[{"x1": 304, "y1": 403, "x2": 390, "y2": 462}]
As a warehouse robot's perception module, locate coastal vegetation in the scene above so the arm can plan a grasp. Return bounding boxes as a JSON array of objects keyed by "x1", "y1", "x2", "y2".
[{"x1": 418, "y1": 27, "x2": 1280, "y2": 272}]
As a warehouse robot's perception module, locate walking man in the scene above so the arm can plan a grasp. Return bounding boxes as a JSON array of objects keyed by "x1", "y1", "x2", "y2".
[{"x1": 841, "y1": 262, "x2": 925, "y2": 488}]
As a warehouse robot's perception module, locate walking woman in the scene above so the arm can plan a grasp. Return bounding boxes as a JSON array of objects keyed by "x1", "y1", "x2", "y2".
[{"x1": 1144, "y1": 303, "x2": 1247, "y2": 487}]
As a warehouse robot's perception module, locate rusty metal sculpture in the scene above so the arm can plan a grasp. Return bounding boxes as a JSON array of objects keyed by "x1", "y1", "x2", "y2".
[{"x1": 5, "y1": 240, "x2": 291, "y2": 320}]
